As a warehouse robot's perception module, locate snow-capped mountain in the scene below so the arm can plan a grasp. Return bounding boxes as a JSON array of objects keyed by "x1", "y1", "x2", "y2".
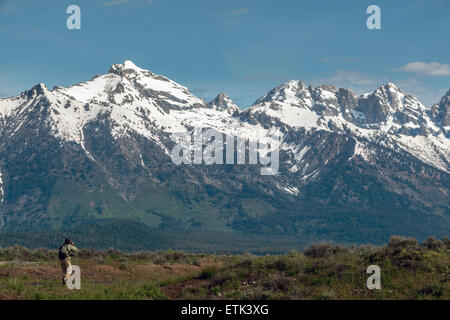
[
  {"x1": 0, "y1": 61, "x2": 448, "y2": 244},
  {"x1": 240, "y1": 80, "x2": 448, "y2": 172},
  {"x1": 208, "y1": 93, "x2": 241, "y2": 115}
]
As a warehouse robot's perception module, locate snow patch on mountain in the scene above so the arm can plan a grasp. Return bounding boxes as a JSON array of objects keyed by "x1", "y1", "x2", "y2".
[
  {"x1": 0, "y1": 96, "x2": 29, "y2": 119},
  {"x1": 277, "y1": 183, "x2": 299, "y2": 195},
  {"x1": 393, "y1": 134, "x2": 449, "y2": 173},
  {"x1": 57, "y1": 74, "x2": 121, "y2": 103},
  {"x1": 251, "y1": 104, "x2": 320, "y2": 129},
  {"x1": 350, "y1": 140, "x2": 370, "y2": 161}
]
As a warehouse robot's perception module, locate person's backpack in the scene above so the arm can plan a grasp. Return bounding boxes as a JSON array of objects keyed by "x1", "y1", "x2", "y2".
[{"x1": 59, "y1": 244, "x2": 69, "y2": 260}]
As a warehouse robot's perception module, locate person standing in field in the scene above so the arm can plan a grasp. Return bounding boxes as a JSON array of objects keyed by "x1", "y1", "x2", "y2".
[{"x1": 59, "y1": 238, "x2": 78, "y2": 285}]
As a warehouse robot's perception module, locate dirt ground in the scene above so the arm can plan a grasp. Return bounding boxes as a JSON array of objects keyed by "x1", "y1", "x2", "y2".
[
  {"x1": 0, "y1": 258, "x2": 220, "y2": 300},
  {"x1": 0, "y1": 262, "x2": 204, "y2": 280}
]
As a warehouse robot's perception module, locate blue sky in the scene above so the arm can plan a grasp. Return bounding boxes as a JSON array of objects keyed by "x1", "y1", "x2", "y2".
[{"x1": 0, "y1": 0, "x2": 449, "y2": 107}]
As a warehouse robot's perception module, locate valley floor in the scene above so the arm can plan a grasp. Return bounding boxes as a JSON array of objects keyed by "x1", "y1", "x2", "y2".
[{"x1": 0, "y1": 237, "x2": 448, "y2": 300}]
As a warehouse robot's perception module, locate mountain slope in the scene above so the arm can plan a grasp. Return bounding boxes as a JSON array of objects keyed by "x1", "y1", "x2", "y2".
[{"x1": 0, "y1": 61, "x2": 448, "y2": 246}]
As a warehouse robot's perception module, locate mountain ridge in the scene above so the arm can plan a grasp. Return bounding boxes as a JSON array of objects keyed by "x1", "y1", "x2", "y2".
[{"x1": 0, "y1": 60, "x2": 448, "y2": 246}]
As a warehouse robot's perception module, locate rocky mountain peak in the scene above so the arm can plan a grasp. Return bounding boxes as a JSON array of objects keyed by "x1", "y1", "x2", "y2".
[
  {"x1": 108, "y1": 60, "x2": 148, "y2": 77},
  {"x1": 26, "y1": 83, "x2": 48, "y2": 97},
  {"x1": 208, "y1": 93, "x2": 240, "y2": 114},
  {"x1": 431, "y1": 87, "x2": 450, "y2": 128},
  {"x1": 252, "y1": 80, "x2": 309, "y2": 106},
  {"x1": 356, "y1": 82, "x2": 424, "y2": 124}
]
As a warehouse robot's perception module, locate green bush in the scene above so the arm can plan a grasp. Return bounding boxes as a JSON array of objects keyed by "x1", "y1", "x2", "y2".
[{"x1": 304, "y1": 243, "x2": 350, "y2": 259}]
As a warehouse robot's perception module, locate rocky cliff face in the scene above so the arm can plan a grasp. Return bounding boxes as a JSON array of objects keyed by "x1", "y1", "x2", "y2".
[{"x1": 431, "y1": 88, "x2": 450, "y2": 131}]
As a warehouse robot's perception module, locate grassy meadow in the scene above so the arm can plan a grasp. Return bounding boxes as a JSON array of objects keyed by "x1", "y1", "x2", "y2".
[{"x1": 0, "y1": 236, "x2": 448, "y2": 300}]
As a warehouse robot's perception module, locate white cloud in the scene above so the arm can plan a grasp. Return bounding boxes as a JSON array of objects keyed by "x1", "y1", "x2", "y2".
[
  {"x1": 241, "y1": 73, "x2": 289, "y2": 82},
  {"x1": 325, "y1": 70, "x2": 380, "y2": 86},
  {"x1": 102, "y1": 0, "x2": 155, "y2": 7},
  {"x1": 103, "y1": 0, "x2": 133, "y2": 6},
  {"x1": 224, "y1": 8, "x2": 248, "y2": 25},
  {"x1": 397, "y1": 62, "x2": 450, "y2": 77},
  {"x1": 230, "y1": 8, "x2": 248, "y2": 15},
  {"x1": 411, "y1": 1, "x2": 425, "y2": 9}
]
